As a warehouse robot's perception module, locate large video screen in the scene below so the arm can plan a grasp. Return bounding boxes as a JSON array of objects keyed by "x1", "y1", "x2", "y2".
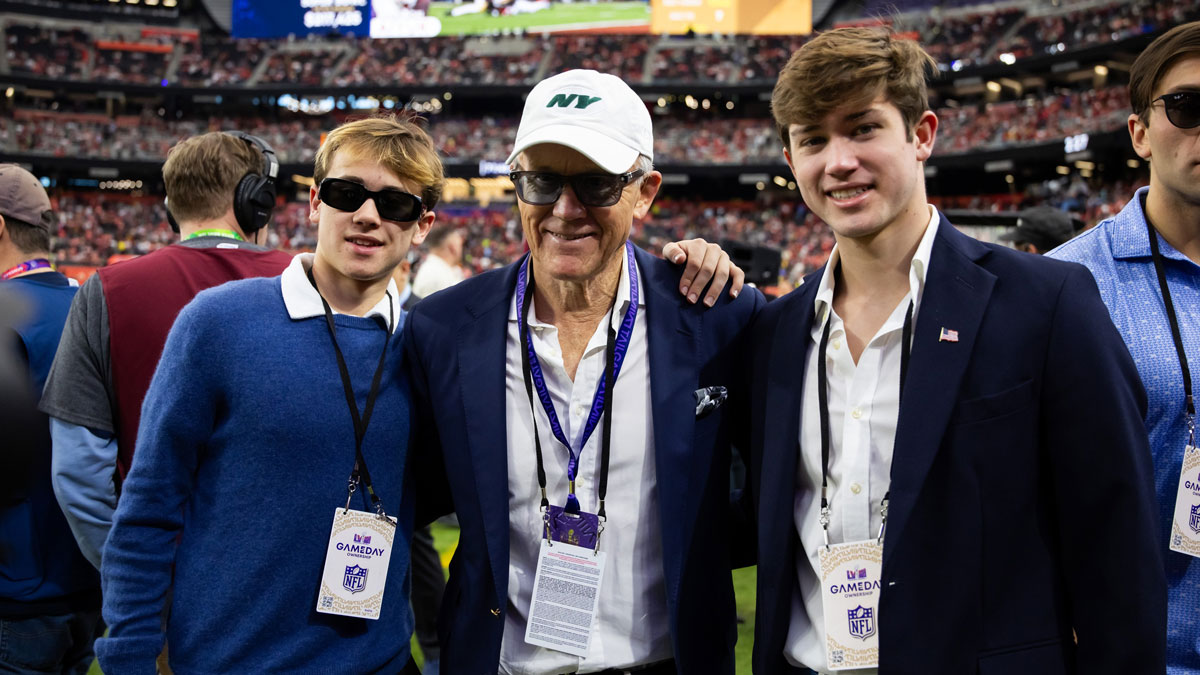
[{"x1": 231, "y1": 0, "x2": 654, "y2": 39}]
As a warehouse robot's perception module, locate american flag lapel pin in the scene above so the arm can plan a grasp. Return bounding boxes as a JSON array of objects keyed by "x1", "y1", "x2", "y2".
[{"x1": 939, "y1": 327, "x2": 959, "y2": 343}]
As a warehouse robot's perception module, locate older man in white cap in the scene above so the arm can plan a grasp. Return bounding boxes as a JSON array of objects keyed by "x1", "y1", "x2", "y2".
[{"x1": 404, "y1": 69, "x2": 763, "y2": 675}]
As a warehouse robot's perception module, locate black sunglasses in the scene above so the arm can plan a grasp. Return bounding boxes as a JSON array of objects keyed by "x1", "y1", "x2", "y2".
[
  {"x1": 318, "y1": 177, "x2": 426, "y2": 223},
  {"x1": 1151, "y1": 91, "x2": 1200, "y2": 129},
  {"x1": 509, "y1": 169, "x2": 644, "y2": 208}
]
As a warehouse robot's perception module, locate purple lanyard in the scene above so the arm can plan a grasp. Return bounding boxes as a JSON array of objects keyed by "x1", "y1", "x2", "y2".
[
  {"x1": 516, "y1": 241, "x2": 639, "y2": 514},
  {"x1": 2, "y1": 258, "x2": 52, "y2": 281}
]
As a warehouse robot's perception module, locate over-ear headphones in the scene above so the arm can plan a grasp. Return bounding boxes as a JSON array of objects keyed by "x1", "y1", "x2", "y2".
[{"x1": 166, "y1": 131, "x2": 279, "y2": 236}]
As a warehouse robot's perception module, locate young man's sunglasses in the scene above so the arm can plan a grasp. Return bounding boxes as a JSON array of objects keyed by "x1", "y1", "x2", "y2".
[
  {"x1": 318, "y1": 177, "x2": 426, "y2": 223},
  {"x1": 509, "y1": 169, "x2": 644, "y2": 208},
  {"x1": 1152, "y1": 91, "x2": 1200, "y2": 129}
]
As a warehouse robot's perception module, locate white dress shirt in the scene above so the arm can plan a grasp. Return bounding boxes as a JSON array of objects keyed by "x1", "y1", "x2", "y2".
[
  {"x1": 281, "y1": 253, "x2": 401, "y2": 333},
  {"x1": 785, "y1": 207, "x2": 939, "y2": 673},
  {"x1": 500, "y1": 254, "x2": 672, "y2": 675}
]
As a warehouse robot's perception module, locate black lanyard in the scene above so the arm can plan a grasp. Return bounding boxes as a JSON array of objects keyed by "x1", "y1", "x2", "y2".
[
  {"x1": 816, "y1": 298, "x2": 913, "y2": 546},
  {"x1": 518, "y1": 264, "x2": 619, "y2": 521},
  {"x1": 307, "y1": 265, "x2": 395, "y2": 517},
  {"x1": 1146, "y1": 217, "x2": 1196, "y2": 444}
]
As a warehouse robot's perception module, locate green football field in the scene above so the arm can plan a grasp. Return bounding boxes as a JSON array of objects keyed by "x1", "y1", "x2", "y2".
[
  {"x1": 88, "y1": 520, "x2": 757, "y2": 673},
  {"x1": 428, "y1": 1, "x2": 651, "y2": 35}
]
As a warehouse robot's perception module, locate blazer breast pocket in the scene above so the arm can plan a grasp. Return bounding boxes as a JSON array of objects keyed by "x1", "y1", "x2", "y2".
[{"x1": 952, "y1": 378, "x2": 1036, "y2": 425}]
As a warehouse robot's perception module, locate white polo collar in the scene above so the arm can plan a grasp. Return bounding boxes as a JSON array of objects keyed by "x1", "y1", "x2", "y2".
[{"x1": 281, "y1": 253, "x2": 402, "y2": 333}]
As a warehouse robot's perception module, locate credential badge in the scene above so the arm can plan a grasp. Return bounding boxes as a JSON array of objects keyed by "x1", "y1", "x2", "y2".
[
  {"x1": 847, "y1": 605, "x2": 876, "y2": 640},
  {"x1": 343, "y1": 564, "x2": 368, "y2": 594}
]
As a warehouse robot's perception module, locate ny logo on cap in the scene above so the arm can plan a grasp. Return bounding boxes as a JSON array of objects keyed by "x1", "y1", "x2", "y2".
[{"x1": 546, "y1": 94, "x2": 602, "y2": 110}]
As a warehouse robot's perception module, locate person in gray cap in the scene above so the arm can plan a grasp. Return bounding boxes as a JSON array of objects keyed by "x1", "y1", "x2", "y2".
[
  {"x1": 1000, "y1": 205, "x2": 1078, "y2": 254},
  {"x1": 403, "y1": 69, "x2": 761, "y2": 674},
  {"x1": 0, "y1": 164, "x2": 104, "y2": 675}
]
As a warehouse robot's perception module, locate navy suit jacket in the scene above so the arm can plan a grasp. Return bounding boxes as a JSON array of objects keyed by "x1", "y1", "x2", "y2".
[
  {"x1": 405, "y1": 245, "x2": 764, "y2": 675},
  {"x1": 747, "y1": 217, "x2": 1166, "y2": 675}
]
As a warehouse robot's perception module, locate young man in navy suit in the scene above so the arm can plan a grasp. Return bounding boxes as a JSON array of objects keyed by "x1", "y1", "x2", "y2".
[
  {"x1": 746, "y1": 27, "x2": 1165, "y2": 674},
  {"x1": 405, "y1": 69, "x2": 763, "y2": 674}
]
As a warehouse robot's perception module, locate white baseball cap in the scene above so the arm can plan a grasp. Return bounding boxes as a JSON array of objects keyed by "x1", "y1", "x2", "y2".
[{"x1": 506, "y1": 69, "x2": 653, "y2": 174}]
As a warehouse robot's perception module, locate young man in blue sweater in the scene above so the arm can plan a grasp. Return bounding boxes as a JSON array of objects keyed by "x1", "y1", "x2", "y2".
[{"x1": 96, "y1": 116, "x2": 442, "y2": 674}]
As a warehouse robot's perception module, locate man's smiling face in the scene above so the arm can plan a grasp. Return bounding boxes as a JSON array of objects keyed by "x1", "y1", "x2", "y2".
[
  {"x1": 515, "y1": 143, "x2": 658, "y2": 284},
  {"x1": 309, "y1": 150, "x2": 434, "y2": 285},
  {"x1": 784, "y1": 95, "x2": 936, "y2": 243}
]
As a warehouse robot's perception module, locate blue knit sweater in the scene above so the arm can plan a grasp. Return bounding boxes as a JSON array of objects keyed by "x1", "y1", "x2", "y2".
[{"x1": 96, "y1": 276, "x2": 415, "y2": 675}]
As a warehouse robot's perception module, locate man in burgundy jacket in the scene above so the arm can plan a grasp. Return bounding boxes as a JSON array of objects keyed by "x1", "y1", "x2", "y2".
[{"x1": 40, "y1": 131, "x2": 292, "y2": 570}]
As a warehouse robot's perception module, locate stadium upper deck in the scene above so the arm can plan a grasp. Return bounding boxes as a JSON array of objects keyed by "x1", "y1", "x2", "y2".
[{"x1": 1, "y1": 0, "x2": 1195, "y2": 89}]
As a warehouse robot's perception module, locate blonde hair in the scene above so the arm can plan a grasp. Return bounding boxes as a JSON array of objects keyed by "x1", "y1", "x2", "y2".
[
  {"x1": 314, "y1": 114, "x2": 445, "y2": 210},
  {"x1": 771, "y1": 26, "x2": 936, "y2": 146},
  {"x1": 163, "y1": 132, "x2": 263, "y2": 222}
]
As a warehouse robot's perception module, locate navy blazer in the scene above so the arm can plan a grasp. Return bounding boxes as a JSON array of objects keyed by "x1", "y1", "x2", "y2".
[
  {"x1": 405, "y1": 245, "x2": 764, "y2": 675},
  {"x1": 747, "y1": 217, "x2": 1166, "y2": 675}
]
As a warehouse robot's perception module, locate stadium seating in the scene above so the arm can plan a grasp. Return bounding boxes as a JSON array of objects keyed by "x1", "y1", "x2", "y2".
[{"x1": 3, "y1": 0, "x2": 1196, "y2": 88}]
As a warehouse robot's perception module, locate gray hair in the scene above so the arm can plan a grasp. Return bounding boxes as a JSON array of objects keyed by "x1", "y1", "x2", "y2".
[{"x1": 635, "y1": 155, "x2": 653, "y2": 187}]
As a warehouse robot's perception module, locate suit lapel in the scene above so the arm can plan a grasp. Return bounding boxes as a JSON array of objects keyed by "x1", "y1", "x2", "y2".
[
  {"x1": 883, "y1": 218, "x2": 995, "y2": 573},
  {"x1": 456, "y1": 258, "x2": 523, "y2": 608},
  {"x1": 758, "y1": 276, "x2": 820, "y2": 588},
  {"x1": 638, "y1": 248, "x2": 701, "y2": 611}
]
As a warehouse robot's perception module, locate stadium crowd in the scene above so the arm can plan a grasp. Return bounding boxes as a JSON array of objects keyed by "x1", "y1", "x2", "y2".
[
  {"x1": 5, "y1": 0, "x2": 1198, "y2": 87},
  {"x1": 45, "y1": 171, "x2": 1141, "y2": 289},
  {"x1": 0, "y1": 84, "x2": 1133, "y2": 166},
  {"x1": 4, "y1": 6, "x2": 1199, "y2": 672}
]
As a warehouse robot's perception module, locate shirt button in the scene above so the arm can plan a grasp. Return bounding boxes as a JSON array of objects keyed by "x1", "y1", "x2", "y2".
[
  {"x1": 832, "y1": 339, "x2": 842, "y2": 350},
  {"x1": 850, "y1": 482, "x2": 862, "y2": 494},
  {"x1": 574, "y1": 404, "x2": 586, "y2": 417},
  {"x1": 851, "y1": 407, "x2": 863, "y2": 419}
]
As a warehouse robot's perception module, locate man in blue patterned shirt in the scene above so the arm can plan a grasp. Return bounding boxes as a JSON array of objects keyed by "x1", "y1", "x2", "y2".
[{"x1": 1049, "y1": 22, "x2": 1200, "y2": 672}]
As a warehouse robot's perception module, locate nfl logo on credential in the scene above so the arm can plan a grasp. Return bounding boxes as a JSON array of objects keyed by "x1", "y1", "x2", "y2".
[
  {"x1": 1190, "y1": 503, "x2": 1200, "y2": 535},
  {"x1": 344, "y1": 564, "x2": 368, "y2": 594},
  {"x1": 848, "y1": 605, "x2": 876, "y2": 640}
]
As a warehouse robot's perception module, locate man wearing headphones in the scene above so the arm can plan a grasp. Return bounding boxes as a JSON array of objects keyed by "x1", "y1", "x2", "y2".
[{"x1": 41, "y1": 131, "x2": 292, "y2": 569}]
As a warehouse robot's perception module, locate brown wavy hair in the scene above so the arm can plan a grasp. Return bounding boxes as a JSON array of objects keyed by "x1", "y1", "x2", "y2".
[{"x1": 771, "y1": 26, "x2": 937, "y2": 147}]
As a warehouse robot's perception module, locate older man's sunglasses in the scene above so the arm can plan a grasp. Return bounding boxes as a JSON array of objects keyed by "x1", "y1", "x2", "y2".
[
  {"x1": 509, "y1": 169, "x2": 644, "y2": 207},
  {"x1": 318, "y1": 178, "x2": 425, "y2": 222},
  {"x1": 1152, "y1": 91, "x2": 1200, "y2": 129}
]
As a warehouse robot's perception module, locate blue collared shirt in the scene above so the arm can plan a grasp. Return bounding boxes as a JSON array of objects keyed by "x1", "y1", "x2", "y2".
[{"x1": 1049, "y1": 186, "x2": 1200, "y2": 672}]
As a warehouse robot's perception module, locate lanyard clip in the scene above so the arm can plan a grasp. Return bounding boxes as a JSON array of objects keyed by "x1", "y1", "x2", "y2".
[
  {"x1": 1187, "y1": 411, "x2": 1196, "y2": 450},
  {"x1": 593, "y1": 500, "x2": 607, "y2": 556},
  {"x1": 343, "y1": 478, "x2": 359, "y2": 513},
  {"x1": 819, "y1": 504, "x2": 831, "y2": 550},
  {"x1": 877, "y1": 496, "x2": 890, "y2": 544}
]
